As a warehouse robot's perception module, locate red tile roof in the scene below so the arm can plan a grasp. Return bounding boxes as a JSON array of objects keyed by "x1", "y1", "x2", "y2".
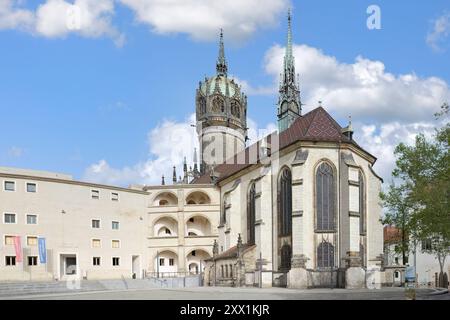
[
  {"x1": 384, "y1": 226, "x2": 403, "y2": 244},
  {"x1": 193, "y1": 107, "x2": 374, "y2": 184}
]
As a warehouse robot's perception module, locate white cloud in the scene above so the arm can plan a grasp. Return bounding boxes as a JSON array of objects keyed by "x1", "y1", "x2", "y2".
[
  {"x1": 0, "y1": 0, "x2": 34, "y2": 31},
  {"x1": 83, "y1": 113, "x2": 276, "y2": 187},
  {"x1": 355, "y1": 121, "x2": 437, "y2": 182},
  {"x1": 234, "y1": 43, "x2": 449, "y2": 181},
  {"x1": 230, "y1": 75, "x2": 275, "y2": 96},
  {"x1": 1, "y1": 0, "x2": 289, "y2": 44},
  {"x1": 119, "y1": 0, "x2": 289, "y2": 42},
  {"x1": 7, "y1": 146, "x2": 24, "y2": 158},
  {"x1": 83, "y1": 113, "x2": 199, "y2": 186},
  {"x1": 426, "y1": 11, "x2": 450, "y2": 52},
  {"x1": 0, "y1": 0, "x2": 125, "y2": 46},
  {"x1": 262, "y1": 44, "x2": 450, "y2": 123}
]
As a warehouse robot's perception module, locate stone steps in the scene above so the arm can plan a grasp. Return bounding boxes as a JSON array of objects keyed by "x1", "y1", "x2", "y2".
[{"x1": 0, "y1": 279, "x2": 159, "y2": 298}]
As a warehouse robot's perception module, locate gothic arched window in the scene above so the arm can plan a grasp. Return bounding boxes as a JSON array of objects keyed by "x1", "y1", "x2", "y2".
[
  {"x1": 359, "y1": 171, "x2": 366, "y2": 235},
  {"x1": 221, "y1": 199, "x2": 227, "y2": 225},
  {"x1": 231, "y1": 100, "x2": 241, "y2": 118},
  {"x1": 316, "y1": 162, "x2": 335, "y2": 231},
  {"x1": 198, "y1": 96, "x2": 206, "y2": 114},
  {"x1": 317, "y1": 241, "x2": 334, "y2": 268},
  {"x1": 278, "y1": 168, "x2": 292, "y2": 236},
  {"x1": 247, "y1": 183, "x2": 256, "y2": 245},
  {"x1": 212, "y1": 97, "x2": 224, "y2": 113}
]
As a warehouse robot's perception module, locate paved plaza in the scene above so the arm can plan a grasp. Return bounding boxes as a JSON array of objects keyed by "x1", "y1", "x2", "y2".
[{"x1": 3, "y1": 286, "x2": 449, "y2": 300}]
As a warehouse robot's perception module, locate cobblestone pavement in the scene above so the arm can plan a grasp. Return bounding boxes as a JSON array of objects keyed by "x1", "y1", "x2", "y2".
[{"x1": 5, "y1": 286, "x2": 449, "y2": 300}]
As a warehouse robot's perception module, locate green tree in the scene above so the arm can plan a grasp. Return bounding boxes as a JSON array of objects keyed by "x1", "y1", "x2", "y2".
[
  {"x1": 381, "y1": 103, "x2": 450, "y2": 282},
  {"x1": 380, "y1": 183, "x2": 414, "y2": 264}
]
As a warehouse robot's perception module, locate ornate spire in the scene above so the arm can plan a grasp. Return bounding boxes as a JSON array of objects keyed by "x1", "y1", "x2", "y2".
[
  {"x1": 172, "y1": 166, "x2": 177, "y2": 184},
  {"x1": 277, "y1": 9, "x2": 302, "y2": 133},
  {"x1": 183, "y1": 157, "x2": 188, "y2": 184},
  {"x1": 193, "y1": 148, "x2": 199, "y2": 174},
  {"x1": 286, "y1": 8, "x2": 293, "y2": 66},
  {"x1": 216, "y1": 29, "x2": 228, "y2": 76}
]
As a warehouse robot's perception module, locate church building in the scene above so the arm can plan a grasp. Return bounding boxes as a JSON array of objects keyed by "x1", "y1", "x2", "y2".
[
  {"x1": 194, "y1": 11, "x2": 384, "y2": 289},
  {"x1": 0, "y1": 11, "x2": 384, "y2": 289}
]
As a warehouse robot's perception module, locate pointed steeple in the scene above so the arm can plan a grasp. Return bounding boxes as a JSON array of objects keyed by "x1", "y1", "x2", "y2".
[
  {"x1": 277, "y1": 9, "x2": 302, "y2": 133},
  {"x1": 172, "y1": 166, "x2": 177, "y2": 184},
  {"x1": 193, "y1": 148, "x2": 199, "y2": 174},
  {"x1": 216, "y1": 29, "x2": 228, "y2": 76},
  {"x1": 183, "y1": 157, "x2": 188, "y2": 184},
  {"x1": 285, "y1": 8, "x2": 293, "y2": 66}
]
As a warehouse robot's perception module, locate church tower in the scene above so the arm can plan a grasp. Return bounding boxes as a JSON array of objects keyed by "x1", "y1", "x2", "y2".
[
  {"x1": 196, "y1": 30, "x2": 248, "y2": 173},
  {"x1": 277, "y1": 10, "x2": 302, "y2": 132}
]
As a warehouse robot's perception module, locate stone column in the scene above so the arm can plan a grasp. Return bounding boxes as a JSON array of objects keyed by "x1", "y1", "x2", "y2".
[
  {"x1": 258, "y1": 166, "x2": 274, "y2": 288},
  {"x1": 288, "y1": 149, "x2": 310, "y2": 289}
]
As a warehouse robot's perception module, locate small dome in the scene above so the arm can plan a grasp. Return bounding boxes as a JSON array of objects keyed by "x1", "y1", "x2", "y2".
[{"x1": 200, "y1": 75, "x2": 239, "y2": 98}]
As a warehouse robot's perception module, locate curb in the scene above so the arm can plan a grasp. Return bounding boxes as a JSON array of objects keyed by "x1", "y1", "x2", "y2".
[{"x1": 428, "y1": 288, "x2": 449, "y2": 296}]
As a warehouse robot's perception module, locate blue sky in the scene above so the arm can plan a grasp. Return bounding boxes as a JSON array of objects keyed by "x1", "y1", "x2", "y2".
[{"x1": 0, "y1": 0, "x2": 449, "y2": 186}]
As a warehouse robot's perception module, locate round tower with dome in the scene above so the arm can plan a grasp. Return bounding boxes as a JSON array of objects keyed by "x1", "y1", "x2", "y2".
[{"x1": 195, "y1": 30, "x2": 248, "y2": 174}]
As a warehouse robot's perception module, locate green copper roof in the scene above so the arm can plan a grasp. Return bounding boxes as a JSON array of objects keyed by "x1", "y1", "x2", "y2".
[{"x1": 200, "y1": 75, "x2": 237, "y2": 97}]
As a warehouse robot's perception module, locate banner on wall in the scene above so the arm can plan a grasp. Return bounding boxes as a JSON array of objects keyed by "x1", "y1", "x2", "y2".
[
  {"x1": 14, "y1": 236, "x2": 22, "y2": 263},
  {"x1": 38, "y1": 238, "x2": 47, "y2": 264}
]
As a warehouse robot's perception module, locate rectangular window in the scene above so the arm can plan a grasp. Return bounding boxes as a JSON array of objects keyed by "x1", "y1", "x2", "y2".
[
  {"x1": 169, "y1": 258, "x2": 174, "y2": 266},
  {"x1": 93, "y1": 257, "x2": 101, "y2": 266},
  {"x1": 26, "y1": 214, "x2": 37, "y2": 225},
  {"x1": 92, "y1": 239, "x2": 101, "y2": 248},
  {"x1": 112, "y1": 257, "x2": 120, "y2": 266},
  {"x1": 4, "y1": 181, "x2": 15, "y2": 191},
  {"x1": 422, "y1": 239, "x2": 432, "y2": 251},
  {"x1": 28, "y1": 256, "x2": 38, "y2": 266},
  {"x1": 4, "y1": 213, "x2": 16, "y2": 224},
  {"x1": 159, "y1": 258, "x2": 165, "y2": 266},
  {"x1": 5, "y1": 236, "x2": 15, "y2": 245},
  {"x1": 26, "y1": 183, "x2": 37, "y2": 193},
  {"x1": 5, "y1": 256, "x2": 16, "y2": 266},
  {"x1": 92, "y1": 219, "x2": 100, "y2": 229},
  {"x1": 112, "y1": 240, "x2": 120, "y2": 249},
  {"x1": 112, "y1": 221, "x2": 119, "y2": 230},
  {"x1": 91, "y1": 190, "x2": 99, "y2": 199},
  {"x1": 111, "y1": 193, "x2": 119, "y2": 201},
  {"x1": 27, "y1": 236, "x2": 38, "y2": 246}
]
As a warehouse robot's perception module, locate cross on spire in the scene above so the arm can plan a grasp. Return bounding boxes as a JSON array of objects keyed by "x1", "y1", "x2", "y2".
[{"x1": 216, "y1": 29, "x2": 228, "y2": 76}]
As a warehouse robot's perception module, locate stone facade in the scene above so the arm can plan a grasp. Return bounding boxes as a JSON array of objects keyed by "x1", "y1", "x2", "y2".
[{"x1": 0, "y1": 167, "x2": 220, "y2": 281}]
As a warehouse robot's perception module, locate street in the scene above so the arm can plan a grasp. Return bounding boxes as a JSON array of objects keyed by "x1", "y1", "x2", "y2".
[{"x1": 4, "y1": 286, "x2": 449, "y2": 300}]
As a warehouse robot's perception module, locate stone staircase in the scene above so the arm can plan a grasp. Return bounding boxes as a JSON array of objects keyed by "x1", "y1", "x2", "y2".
[{"x1": 0, "y1": 279, "x2": 161, "y2": 298}]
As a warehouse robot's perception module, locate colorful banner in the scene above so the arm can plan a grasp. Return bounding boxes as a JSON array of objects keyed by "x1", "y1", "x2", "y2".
[
  {"x1": 38, "y1": 238, "x2": 47, "y2": 264},
  {"x1": 14, "y1": 236, "x2": 22, "y2": 263}
]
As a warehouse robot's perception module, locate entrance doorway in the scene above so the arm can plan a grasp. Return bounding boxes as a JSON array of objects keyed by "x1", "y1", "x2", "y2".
[
  {"x1": 132, "y1": 255, "x2": 140, "y2": 279},
  {"x1": 59, "y1": 254, "x2": 77, "y2": 279}
]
